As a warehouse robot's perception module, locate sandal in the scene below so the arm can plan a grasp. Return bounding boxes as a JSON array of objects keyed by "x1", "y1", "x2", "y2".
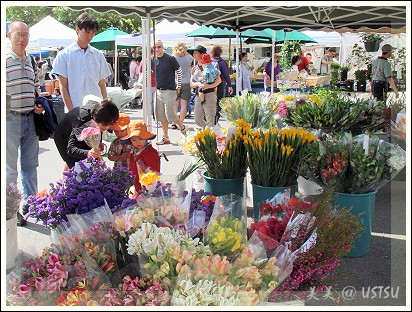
[
  {"x1": 180, "y1": 125, "x2": 187, "y2": 135},
  {"x1": 171, "y1": 124, "x2": 178, "y2": 130},
  {"x1": 156, "y1": 137, "x2": 171, "y2": 145}
]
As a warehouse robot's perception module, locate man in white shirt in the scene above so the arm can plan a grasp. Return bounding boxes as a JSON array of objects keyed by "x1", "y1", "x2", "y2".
[{"x1": 52, "y1": 12, "x2": 111, "y2": 112}]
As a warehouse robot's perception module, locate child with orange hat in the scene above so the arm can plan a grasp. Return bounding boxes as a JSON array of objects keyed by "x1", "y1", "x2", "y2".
[
  {"x1": 107, "y1": 113, "x2": 133, "y2": 168},
  {"x1": 121, "y1": 120, "x2": 160, "y2": 193},
  {"x1": 197, "y1": 53, "x2": 220, "y2": 103}
]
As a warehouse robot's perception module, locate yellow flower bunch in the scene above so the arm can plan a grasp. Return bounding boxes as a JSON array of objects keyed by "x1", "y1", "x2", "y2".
[
  {"x1": 205, "y1": 215, "x2": 246, "y2": 257},
  {"x1": 244, "y1": 126, "x2": 317, "y2": 187},
  {"x1": 139, "y1": 171, "x2": 160, "y2": 189},
  {"x1": 305, "y1": 94, "x2": 323, "y2": 105},
  {"x1": 194, "y1": 120, "x2": 248, "y2": 179},
  {"x1": 220, "y1": 92, "x2": 278, "y2": 128}
]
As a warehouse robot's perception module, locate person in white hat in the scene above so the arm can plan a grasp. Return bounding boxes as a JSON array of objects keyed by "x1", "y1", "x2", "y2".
[{"x1": 371, "y1": 44, "x2": 399, "y2": 101}]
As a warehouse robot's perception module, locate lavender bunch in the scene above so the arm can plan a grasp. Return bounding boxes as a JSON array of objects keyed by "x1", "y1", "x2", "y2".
[
  {"x1": 188, "y1": 189, "x2": 215, "y2": 225},
  {"x1": 6, "y1": 182, "x2": 22, "y2": 220},
  {"x1": 26, "y1": 158, "x2": 134, "y2": 228}
]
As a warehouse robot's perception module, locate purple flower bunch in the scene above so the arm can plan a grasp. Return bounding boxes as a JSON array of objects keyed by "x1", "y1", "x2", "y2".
[
  {"x1": 187, "y1": 189, "x2": 216, "y2": 224},
  {"x1": 26, "y1": 158, "x2": 134, "y2": 228},
  {"x1": 139, "y1": 180, "x2": 174, "y2": 198}
]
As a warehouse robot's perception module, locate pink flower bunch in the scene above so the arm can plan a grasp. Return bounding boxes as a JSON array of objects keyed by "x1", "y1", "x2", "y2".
[
  {"x1": 7, "y1": 252, "x2": 70, "y2": 305},
  {"x1": 79, "y1": 126, "x2": 100, "y2": 141},
  {"x1": 277, "y1": 101, "x2": 289, "y2": 116},
  {"x1": 99, "y1": 275, "x2": 169, "y2": 306}
]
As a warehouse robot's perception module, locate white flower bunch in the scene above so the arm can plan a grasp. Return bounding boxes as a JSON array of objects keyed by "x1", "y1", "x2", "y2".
[
  {"x1": 171, "y1": 279, "x2": 241, "y2": 306},
  {"x1": 387, "y1": 147, "x2": 406, "y2": 172},
  {"x1": 127, "y1": 222, "x2": 211, "y2": 260}
]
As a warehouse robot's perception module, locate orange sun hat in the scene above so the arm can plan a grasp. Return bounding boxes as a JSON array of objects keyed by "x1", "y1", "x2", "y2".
[
  {"x1": 109, "y1": 113, "x2": 130, "y2": 131},
  {"x1": 121, "y1": 120, "x2": 156, "y2": 144}
]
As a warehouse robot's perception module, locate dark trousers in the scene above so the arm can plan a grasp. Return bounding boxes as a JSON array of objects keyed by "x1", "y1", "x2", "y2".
[
  {"x1": 215, "y1": 83, "x2": 226, "y2": 124},
  {"x1": 372, "y1": 81, "x2": 388, "y2": 101}
]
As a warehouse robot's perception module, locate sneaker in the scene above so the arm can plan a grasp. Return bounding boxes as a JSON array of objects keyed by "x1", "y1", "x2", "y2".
[
  {"x1": 156, "y1": 137, "x2": 171, "y2": 145},
  {"x1": 17, "y1": 212, "x2": 27, "y2": 227},
  {"x1": 180, "y1": 125, "x2": 187, "y2": 135},
  {"x1": 171, "y1": 124, "x2": 178, "y2": 130}
]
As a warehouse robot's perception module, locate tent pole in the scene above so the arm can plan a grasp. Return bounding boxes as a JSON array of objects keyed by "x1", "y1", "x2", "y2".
[
  {"x1": 235, "y1": 24, "x2": 240, "y2": 95},
  {"x1": 271, "y1": 30, "x2": 275, "y2": 95},
  {"x1": 228, "y1": 36, "x2": 232, "y2": 72},
  {"x1": 114, "y1": 43, "x2": 118, "y2": 85}
]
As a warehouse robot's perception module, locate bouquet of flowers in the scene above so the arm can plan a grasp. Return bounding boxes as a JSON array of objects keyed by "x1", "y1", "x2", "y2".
[
  {"x1": 6, "y1": 182, "x2": 22, "y2": 220},
  {"x1": 285, "y1": 89, "x2": 366, "y2": 133},
  {"x1": 204, "y1": 194, "x2": 247, "y2": 260},
  {"x1": 244, "y1": 126, "x2": 317, "y2": 187},
  {"x1": 74, "y1": 119, "x2": 102, "y2": 159},
  {"x1": 219, "y1": 91, "x2": 278, "y2": 128},
  {"x1": 172, "y1": 230, "x2": 295, "y2": 305},
  {"x1": 25, "y1": 158, "x2": 134, "y2": 228},
  {"x1": 126, "y1": 222, "x2": 212, "y2": 288},
  {"x1": 349, "y1": 98, "x2": 386, "y2": 133},
  {"x1": 194, "y1": 120, "x2": 248, "y2": 179},
  {"x1": 275, "y1": 92, "x2": 312, "y2": 121},
  {"x1": 7, "y1": 244, "x2": 113, "y2": 306},
  {"x1": 246, "y1": 190, "x2": 364, "y2": 301},
  {"x1": 390, "y1": 109, "x2": 406, "y2": 146},
  {"x1": 299, "y1": 133, "x2": 407, "y2": 194}
]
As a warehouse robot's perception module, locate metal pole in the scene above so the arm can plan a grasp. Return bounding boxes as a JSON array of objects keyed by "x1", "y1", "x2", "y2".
[
  {"x1": 271, "y1": 30, "x2": 275, "y2": 95},
  {"x1": 235, "y1": 26, "x2": 240, "y2": 95},
  {"x1": 114, "y1": 42, "x2": 118, "y2": 85}
]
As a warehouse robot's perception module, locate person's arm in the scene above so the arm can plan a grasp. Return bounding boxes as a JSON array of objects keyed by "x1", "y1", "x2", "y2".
[
  {"x1": 108, "y1": 142, "x2": 130, "y2": 162},
  {"x1": 66, "y1": 130, "x2": 94, "y2": 160},
  {"x1": 58, "y1": 75, "x2": 74, "y2": 111},
  {"x1": 99, "y1": 79, "x2": 108, "y2": 99},
  {"x1": 219, "y1": 60, "x2": 232, "y2": 88},
  {"x1": 175, "y1": 67, "x2": 182, "y2": 91},
  {"x1": 387, "y1": 77, "x2": 399, "y2": 98},
  {"x1": 201, "y1": 75, "x2": 222, "y2": 90},
  {"x1": 321, "y1": 56, "x2": 332, "y2": 65}
]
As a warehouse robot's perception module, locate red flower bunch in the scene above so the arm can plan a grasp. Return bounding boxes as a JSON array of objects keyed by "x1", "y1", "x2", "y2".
[{"x1": 250, "y1": 197, "x2": 317, "y2": 249}]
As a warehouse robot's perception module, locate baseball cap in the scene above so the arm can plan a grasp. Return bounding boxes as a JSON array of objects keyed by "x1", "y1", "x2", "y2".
[
  {"x1": 188, "y1": 45, "x2": 207, "y2": 54},
  {"x1": 382, "y1": 44, "x2": 396, "y2": 52},
  {"x1": 121, "y1": 120, "x2": 156, "y2": 145},
  {"x1": 109, "y1": 113, "x2": 130, "y2": 131}
]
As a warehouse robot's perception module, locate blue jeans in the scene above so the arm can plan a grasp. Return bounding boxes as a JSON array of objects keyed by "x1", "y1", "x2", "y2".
[{"x1": 6, "y1": 113, "x2": 39, "y2": 203}]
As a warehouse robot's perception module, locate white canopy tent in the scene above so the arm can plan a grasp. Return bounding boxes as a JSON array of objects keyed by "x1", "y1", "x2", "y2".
[
  {"x1": 28, "y1": 15, "x2": 77, "y2": 50},
  {"x1": 115, "y1": 20, "x2": 200, "y2": 47}
]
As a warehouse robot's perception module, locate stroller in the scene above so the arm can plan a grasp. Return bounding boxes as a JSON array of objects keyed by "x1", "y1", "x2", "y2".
[{"x1": 106, "y1": 87, "x2": 143, "y2": 112}]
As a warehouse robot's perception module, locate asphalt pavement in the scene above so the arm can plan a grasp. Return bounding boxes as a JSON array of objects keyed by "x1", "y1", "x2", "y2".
[{"x1": 4, "y1": 104, "x2": 409, "y2": 308}]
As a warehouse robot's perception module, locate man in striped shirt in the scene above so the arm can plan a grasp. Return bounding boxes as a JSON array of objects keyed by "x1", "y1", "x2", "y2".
[{"x1": 6, "y1": 20, "x2": 44, "y2": 226}]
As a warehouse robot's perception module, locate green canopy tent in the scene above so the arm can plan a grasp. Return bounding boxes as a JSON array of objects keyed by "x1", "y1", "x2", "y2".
[
  {"x1": 91, "y1": 26, "x2": 129, "y2": 50},
  {"x1": 91, "y1": 27, "x2": 138, "y2": 86}
]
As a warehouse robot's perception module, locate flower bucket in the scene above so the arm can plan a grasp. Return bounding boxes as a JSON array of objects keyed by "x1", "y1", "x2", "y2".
[
  {"x1": 356, "y1": 81, "x2": 367, "y2": 92},
  {"x1": 202, "y1": 172, "x2": 245, "y2": 198},
  {"x1": 364, "y1": 41, "x2": 380, "y2": 52},
  {"x1": 6, "y1": 216, "x2": 19, "y2": 270},
  {"x1": 332, "y1": 190, "x2": 377, "y2": 257},
  {"x1": 345, "y1": 80, "x2": 354, "y2": 92},
  {"x1": 252, "y1": 184, "x2": 297, "y2": 220}
]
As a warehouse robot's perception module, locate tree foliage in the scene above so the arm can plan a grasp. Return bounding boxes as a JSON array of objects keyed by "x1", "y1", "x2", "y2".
[{"x1": 6, "y1": 6, "x2": 142, "y2": 34}]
